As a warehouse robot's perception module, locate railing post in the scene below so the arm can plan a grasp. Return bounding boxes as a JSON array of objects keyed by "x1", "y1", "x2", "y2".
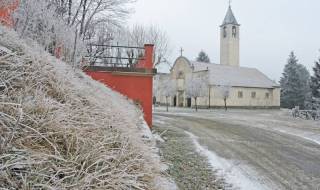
[{"x1": 144, "y1": 44, "x2": 154, "y2": 69}]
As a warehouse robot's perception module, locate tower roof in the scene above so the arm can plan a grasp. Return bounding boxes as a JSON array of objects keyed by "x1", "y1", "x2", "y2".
[{"x1": 221, "y1": 6, "x2": 239, "y2": 26}]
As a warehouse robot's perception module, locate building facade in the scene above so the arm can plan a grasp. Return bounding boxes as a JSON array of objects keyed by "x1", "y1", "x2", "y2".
[{"x1": 154, "y1": 6, "x2": 280, "y2": 109}]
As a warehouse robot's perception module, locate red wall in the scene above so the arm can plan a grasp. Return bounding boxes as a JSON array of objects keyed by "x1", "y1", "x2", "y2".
[
  {"x1": 85, "y1": 71, "x2": 153, "y2": 127},
  {"x1": 0, "y1": 0, "x2": 19, "y2": 27},
  {"x1": 85, "y1": 45, "x2": 155, "y2": 128}
]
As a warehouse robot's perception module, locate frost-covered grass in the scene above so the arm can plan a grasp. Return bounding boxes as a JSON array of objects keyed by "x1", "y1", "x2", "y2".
[
  {"x1": 0, "y1": 26, "x2": 164, "y2": 189},
  {"x1": 154, "y1": 125, "x2": 228, "y2": 190}
]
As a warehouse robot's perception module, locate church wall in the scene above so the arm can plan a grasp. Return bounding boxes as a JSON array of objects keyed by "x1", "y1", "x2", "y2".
[
  {"x1": 154, "y1": 74, "x2": 280, "y2": 109},
  {"x1": 154, "y1": 84, "x2": 280, "y2": 109},
  {"x1": 208, "y1": 86, "x2": 280, "y2": 108},
  {"x1": 272, "y1": 88, "x2": 281, "y2": 107},
  {"x1": 177, "y1": 79, "x2": 185, "y2": 91},
  {"x1": 192, "y1": 86, "x2": 280, "y2": 108},
  {"x1": 171, "y1": 57, "x2": 193, "y2": 80}
]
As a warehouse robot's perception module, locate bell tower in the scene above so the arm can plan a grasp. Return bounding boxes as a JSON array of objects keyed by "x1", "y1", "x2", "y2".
[{"x1": 220, "y1": 5, "x2": 240, "y2": 67}]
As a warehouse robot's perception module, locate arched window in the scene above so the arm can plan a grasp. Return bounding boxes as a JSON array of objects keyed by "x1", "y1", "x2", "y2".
[
  {"x1": 232, "y1": 26, "x2": 237, "y2": 38},
  {"x1": 223, "y1": 26, "x2": 227, "y2": 38}
]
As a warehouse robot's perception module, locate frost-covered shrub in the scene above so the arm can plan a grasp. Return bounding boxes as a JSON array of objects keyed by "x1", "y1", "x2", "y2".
[
  {"x1": 13, "y1": 0, "x2": 85, "y2": 66},
  {"x1": 186, "y1": 75, "x2": 208, "y2": 111},
  {"x1": 0, "y1": 0, "x2": 15, "y2": 8}
]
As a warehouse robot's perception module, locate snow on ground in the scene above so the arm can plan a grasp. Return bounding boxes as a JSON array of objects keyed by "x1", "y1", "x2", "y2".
[
  {"x1": 153, "y1": 133, "x2": 165, "y2": 143},
  {"x1": 156, "y1": 108, "x2": 320, "y2": 189},
  {"x1": 154, "y1": 107, "x2": 320, "y2": 189},
  {"x1": 154, "y1": 107, "x2": 320, "y2": 146},
  {"x1": 277, "y1": 128, "x2": 320, "y2": 145},
  {"x1": 185, "y1": 131, "x2": 269, "y2": 190}
]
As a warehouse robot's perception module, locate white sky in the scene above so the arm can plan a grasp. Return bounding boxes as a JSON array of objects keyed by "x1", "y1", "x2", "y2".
[{"x1": 128, "y1": 0, "x2": 320, "y2": 81}]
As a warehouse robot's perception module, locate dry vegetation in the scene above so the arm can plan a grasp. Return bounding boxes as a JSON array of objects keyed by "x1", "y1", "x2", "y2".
[{"x1": 0, "y1": 27, "x2": 163, "y2": 189}]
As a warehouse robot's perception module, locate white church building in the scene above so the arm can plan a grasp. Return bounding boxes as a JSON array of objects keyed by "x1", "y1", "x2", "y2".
[{"x1": 154, "y1": 6, "x2": 280, "y2": 109}]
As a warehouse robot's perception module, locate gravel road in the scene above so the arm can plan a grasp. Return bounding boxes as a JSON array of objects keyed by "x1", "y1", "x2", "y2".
[{"x1": 153, "y1": 108, "x2": 320, "y2": 190}]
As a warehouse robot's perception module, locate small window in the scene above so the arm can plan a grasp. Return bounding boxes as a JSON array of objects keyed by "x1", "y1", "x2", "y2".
[
  {"x1": 265, "y1": 93, "x2": 270, "y2": 99},
  {"x1": 223, "y1": 26, "x2": 227, "y2": 38},
  {"x1": 251, "y1": 92, "x2": 256, "y2": 99},
  {"x1": 238, "y1": 91, "x2": 243, "y2": 98},
  {"x1": 232, "y1": 26, "x2": 237, "y2": 38},
  {"x1": 177, "y1": 71, "x2": 184, "y2": 79}
]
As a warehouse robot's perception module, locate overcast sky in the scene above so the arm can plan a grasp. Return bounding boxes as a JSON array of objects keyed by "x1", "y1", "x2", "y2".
[{"x1": 128, "y1": 0, "x2": 320, "y2": 81}]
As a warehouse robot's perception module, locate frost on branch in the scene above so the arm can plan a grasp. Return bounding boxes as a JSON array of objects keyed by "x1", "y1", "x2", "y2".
[
  {"x1": 13, "y1": 0, "x2": 85, "y2": 66},
  {"x1": 216, "y1": 85, "x2": 231, "y2": 111},
  {"x1": 0, "y1": 0, "x2": 15, "y2": 8},
  {"x1": 10, "y1": 0, "x2": 136, "y2": 67},
  {"x1": 160, "y1": 78, "x2": 176, "y2": 112},
  {"x1": 114, "y1": 24, "x2": 172, "y2": 68},
  {"x1": 186, "y1": 75, "x2": 208, "y2": 111}
]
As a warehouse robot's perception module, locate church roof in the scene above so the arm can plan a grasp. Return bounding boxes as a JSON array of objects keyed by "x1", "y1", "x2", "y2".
[
  {"x1": 221, "y1": 6, "x2": 239, "y2": 26},
  {"x1": 191, "y1": 62, "x2": 279, "y2": 89}
]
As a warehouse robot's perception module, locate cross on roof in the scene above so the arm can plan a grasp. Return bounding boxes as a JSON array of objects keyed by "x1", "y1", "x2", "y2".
[
  {"x1": 180, "y1": 47, "x2": 184, "y2": 56},
  {"x1": 229, "y1": 0, "x2": 232, "y2": 6}
]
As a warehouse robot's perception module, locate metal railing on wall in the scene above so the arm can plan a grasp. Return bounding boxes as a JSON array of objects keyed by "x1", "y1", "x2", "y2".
[{"x1": 86, "y1": 44, "x2": 145, "y2": 68}]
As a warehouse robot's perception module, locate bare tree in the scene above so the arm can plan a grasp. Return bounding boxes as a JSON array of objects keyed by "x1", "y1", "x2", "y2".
[
  {"x1": 12, "y1": 0, "x2": 135, "y2": 66},
  {"x1": 47, "y1": 0, "x2": 135, "y2": 42},
  {"x1": 13, "y1": 0, "x2": 85, "y2": 65},
  {"x1": 0, "y1": 0, "x2": 9, "y2": 8},
  {"x1": 217, "y1": 85, "x2": 231, "y2": 111},
  {"x1": 186, "y1": 75, "x2": 208, "y2": 112},
  {"x1": 0, "y1": 0, "x2": 16, "y2": 8},
  {"x1": 117, "y1": 24, "x2": 171, "y2": 68},
  {"x1": 161, "y1": 78, "x2": 176, "y2": 112}
]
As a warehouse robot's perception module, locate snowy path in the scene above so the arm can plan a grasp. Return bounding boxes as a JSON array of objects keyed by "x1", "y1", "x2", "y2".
[
  {"x1": 154, "y1": 108, "x2": 320, "y2": 190},
  {"x1": 185, "y1": 131, "x2": 269, "y2": 190}
]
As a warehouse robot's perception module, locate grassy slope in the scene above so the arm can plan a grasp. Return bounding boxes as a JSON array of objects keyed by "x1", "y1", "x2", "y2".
[{"x1": 0, "y1": 26, "x2": 164, "y2": 189}]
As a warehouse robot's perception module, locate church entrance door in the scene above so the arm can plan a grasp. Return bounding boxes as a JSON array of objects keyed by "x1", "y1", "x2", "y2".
[
  {"x1": 187, "y1": 98, "x2": 192, "y2": 107},
  {"x1": 173, "y1": 96, "x2": 177, "y2": 107}
]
